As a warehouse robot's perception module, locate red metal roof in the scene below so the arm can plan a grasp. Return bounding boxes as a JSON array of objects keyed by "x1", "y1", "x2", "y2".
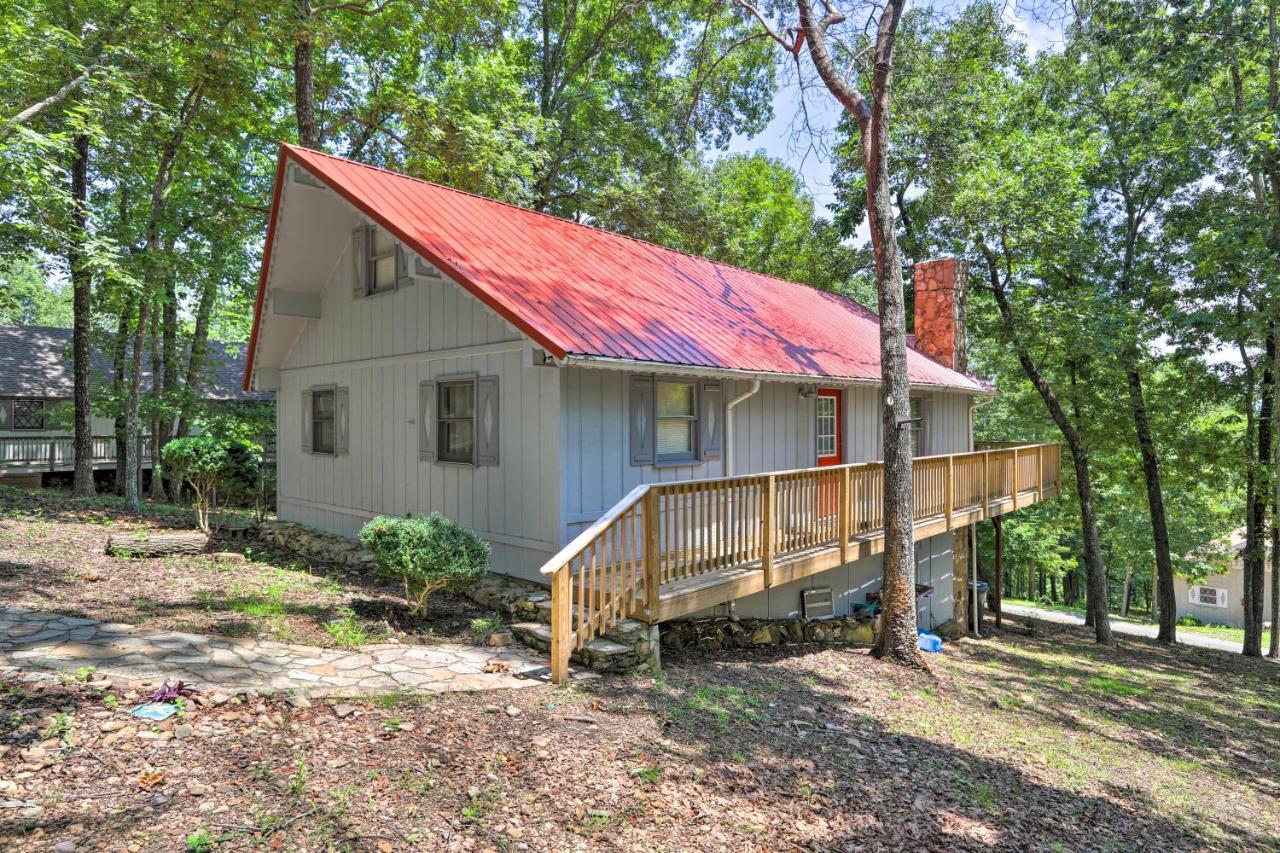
[{"x1": 245, "y1": 145, "x2": 988, "y2": 393}]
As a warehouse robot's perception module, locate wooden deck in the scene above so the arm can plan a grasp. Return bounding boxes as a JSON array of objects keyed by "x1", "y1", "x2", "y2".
[
  {"x1": 0, "y1": 435, "x2": 153, "y2": 474},
  {"x1": 542, "y1": 442, "x2": 1062, "y2": 683}
]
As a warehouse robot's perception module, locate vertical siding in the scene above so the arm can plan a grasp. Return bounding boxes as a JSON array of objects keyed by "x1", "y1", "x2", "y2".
[{"x1": 276, "y1": 236, "x2": 561, "y2": 581}]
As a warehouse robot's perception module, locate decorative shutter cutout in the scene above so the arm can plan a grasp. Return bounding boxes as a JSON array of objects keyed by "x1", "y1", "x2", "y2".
[
  {"x1": 396, "y1": 246, "x2": 413, "y2": 289},
  {"x1": 334, "y1": 387, "x2": 349, "y2": 455},
  {"x1": 700, "y1": 380, "x2": 722, "y2": 460},
  {"x1": 629, "y1": 375, "x2": 654, "y2": 466},
  {"x1": 351, "y1": 226, "x2": 369, "y2": 298},
  {"x1": 301, "y1": 390, "x2": 313, "y2": 453},
  {"x1": 0, "y1": 399, "x2": 11, "y2": 431},
  {"x1": 418, "y1": 380, "x2": 436, "y2": 461},
  {"x1": 476, "y1": 376, "x2": 499, "y2": 465}
]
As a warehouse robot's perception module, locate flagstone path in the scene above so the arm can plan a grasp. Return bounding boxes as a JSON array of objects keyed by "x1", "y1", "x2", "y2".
[{"x1": 0, "y1": 605, "x2": 568, "y2": 697}]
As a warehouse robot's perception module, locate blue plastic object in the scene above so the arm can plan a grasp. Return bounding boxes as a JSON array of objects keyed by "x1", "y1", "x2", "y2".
[{"x1": 916, "y1": 630, "x2": 943, "y2": 653}]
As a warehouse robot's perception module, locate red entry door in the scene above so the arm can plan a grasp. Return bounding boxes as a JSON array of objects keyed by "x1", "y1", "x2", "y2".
[{"x1": 816, "y1": 388, "x2": 843, "y2": 466}]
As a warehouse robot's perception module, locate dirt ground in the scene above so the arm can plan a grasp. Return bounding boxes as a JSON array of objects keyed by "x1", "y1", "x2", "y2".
[{"x1": 2, "y1": 488, "x2": 1278, "y2": 851}]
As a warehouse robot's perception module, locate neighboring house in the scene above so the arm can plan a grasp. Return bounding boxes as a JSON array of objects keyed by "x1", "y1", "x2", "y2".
[
  {"x1": 0, "y1": 325, "x2": 270, "y2": 487},
  {"x1": 1175, "y1": 529, "x2": 1275, "y2": 629},
  {"x1": 244, "y1": 145, "x2": 1060, "y2": 677}
]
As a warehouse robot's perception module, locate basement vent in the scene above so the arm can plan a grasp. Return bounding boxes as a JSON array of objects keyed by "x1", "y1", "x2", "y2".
[{"x1": 802, "y1": 587, "x2": 835, "y2": 620}]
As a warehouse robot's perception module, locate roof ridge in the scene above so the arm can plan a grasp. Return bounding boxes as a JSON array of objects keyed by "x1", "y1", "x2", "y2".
[{"x1": 285, "y1": 144, "x2": 881, "y2": 317}]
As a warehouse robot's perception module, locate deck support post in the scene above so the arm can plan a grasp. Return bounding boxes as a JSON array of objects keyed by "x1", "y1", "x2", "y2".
[
  {"x1": 643, "y1": 489, "x2": 661, "y2": 620},
  {"x1": 993, "y1": 514, "x2": 1004, "y2": 630},
  {"x1": 838, "y1": 467, "x2": 851, "y2": 564},
  {"x1": 761, "y1": 475, "x2": 775, "y2": 588},
  {"x1": 549, "y1": 565, "x2": 571, "y2": 685}
]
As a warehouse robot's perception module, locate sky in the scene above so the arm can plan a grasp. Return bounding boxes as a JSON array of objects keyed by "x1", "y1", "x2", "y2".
[{"x1": 719, "y1": 2, "x2": 1065, "y2": 221}]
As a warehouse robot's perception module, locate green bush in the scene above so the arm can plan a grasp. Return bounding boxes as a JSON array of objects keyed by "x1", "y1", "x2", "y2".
[
  {"x1": 359, "y1": 513, "x2": 489, "y2": 616},
  {"x1": 162, "y1": 436, "x2": 262, "y2": 532}
]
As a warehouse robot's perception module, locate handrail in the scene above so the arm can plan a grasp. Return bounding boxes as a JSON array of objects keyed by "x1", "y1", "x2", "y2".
[{"x1": 544, "y1": 442, "x2": 1060, "y2": 684}]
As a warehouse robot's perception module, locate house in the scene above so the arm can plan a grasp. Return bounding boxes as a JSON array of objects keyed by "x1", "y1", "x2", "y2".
[
  {"x1": 0, "y1": 324, "x2": 270, "y2": 487},
  {"x1": 1175, "y1": 529, "x2": 1275, "y2": 629},
  {"x1": 244, "y1": 144, "x2": 1060, "y2": 681}
]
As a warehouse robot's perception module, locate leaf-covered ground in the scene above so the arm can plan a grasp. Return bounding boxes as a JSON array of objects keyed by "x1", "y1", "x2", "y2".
[
  {"x1": 2, "y1": 489, "x2": 1278, "y2": 851},
  {"x1": 0, "y1": 487, "x2": 505, "y2": 648}
]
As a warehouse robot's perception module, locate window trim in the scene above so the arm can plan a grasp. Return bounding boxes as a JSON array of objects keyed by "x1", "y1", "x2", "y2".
[
  {"x1": 654, "y1": 378, "x2": 700, "y2": 466},
  {"x1": 310, "y1": 386, "x2": 337, "y2": 455},
  {"x1": 11, "y1": 398, "x2": 45, "y2": 431},
  {"x1": 436, "y1": 374, "x2": 478, "y2": 466}
]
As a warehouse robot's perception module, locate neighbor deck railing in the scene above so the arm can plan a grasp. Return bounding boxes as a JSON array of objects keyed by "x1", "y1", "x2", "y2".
[
  {"x1": 539, "y1": 442, "x2": 1061, "y2": 683},
  {"x1": 0, "y1": 435, "x2": 153, "y2": 470}
]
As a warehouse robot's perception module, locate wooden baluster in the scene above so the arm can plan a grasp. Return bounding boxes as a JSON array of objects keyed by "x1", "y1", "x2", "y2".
[
  {"x1": 644, "y1": 489, "x2": 660, "y2": 621},
  {"x1": 762, "y1": 475, "x2": 775, "y2": 587},
  {"x1": 839, "y1": 466, "x2": 851, "y2": 563},
  {"x1": 576, "y1": 553, "x2": 585, "y2": 648}
]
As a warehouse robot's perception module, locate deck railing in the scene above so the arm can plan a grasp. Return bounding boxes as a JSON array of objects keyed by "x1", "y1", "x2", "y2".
[
  {"x1": 0, "y1": 435, "x2": 153, "y2": 470},
  {"x1": 540, "y1": 442, "x2": 1061, "y2": 683}
]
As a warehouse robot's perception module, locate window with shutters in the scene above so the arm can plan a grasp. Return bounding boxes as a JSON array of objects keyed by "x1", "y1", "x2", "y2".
[
  {"x1": 438, "y1": 379, "x2": 476, "y2": 464},
  {"x1": 656, "y1": 380, "x2": 698, "y2": 463},
  {"x1": 12, "y1": 399, "x2": 44, "y2": 431},
  {"x1": 367, "y1": 227, "x2": 398, "y2": 294},
  {"x1": 1189, "y1": 585, "x2": 1227, "y2": 608},
  {"x1": 311, "y1": 389, "x2": 336, "y2": 454}
]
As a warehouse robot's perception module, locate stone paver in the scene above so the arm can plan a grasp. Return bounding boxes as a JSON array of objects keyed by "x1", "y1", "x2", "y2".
[{"x1": 0, "y1": 605, "x2": 583, "y2": 696}]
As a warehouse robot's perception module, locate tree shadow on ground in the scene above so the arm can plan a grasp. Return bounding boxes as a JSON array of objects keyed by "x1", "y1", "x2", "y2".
[{"x1": 591, "y1": 637, "x2": 1278, "y2": 851}]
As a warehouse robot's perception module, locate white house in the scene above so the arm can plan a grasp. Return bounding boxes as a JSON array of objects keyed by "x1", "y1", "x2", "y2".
[
  {"x1": 243, "y1": 145, "x2": 1059, "y2": 669},
  {"x1": 1175, "y1": 529, "x2": 1275, "y2": 629}
]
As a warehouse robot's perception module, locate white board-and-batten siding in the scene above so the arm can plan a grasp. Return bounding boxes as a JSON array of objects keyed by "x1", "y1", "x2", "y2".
[{"x1": 275, "y1": 236, "x2": 562, "y2": 579}]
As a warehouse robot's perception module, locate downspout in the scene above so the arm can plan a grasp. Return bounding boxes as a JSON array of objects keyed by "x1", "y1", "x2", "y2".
[
  {"x1": 723, "y1": 380, "x2": 762, "y2": 476},
  {"x1": 969, "y1": 394, "x2": 994, "y2": 637}
]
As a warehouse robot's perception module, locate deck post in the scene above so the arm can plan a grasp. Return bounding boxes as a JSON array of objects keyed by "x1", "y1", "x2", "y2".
[
  {"x1": 838, "y1": 466, "x2": 851, "y2": 564},
  {"x1": 550, "y1": 565, "x2": 571, "y2": 685},
  {"x1": 944, "y1": 455, "x2": 954, "y2": 530},
  {"x1": 981, "y1": 451, "x2": 989, "y2": 520},
  {"x1": 761, "y1": 475, "x2": 775, "y2": 588},
  {"x1": 1011, "y1": 447, "x2": 1020, "y2": 510},
  {"x1": 1036, "y1": 444, "x2": 1044, "y2": 503},
  {"x1": 993, "y1": 515, "x2": 1004, "y2": 629},
  {"x1": 643, "y1": 489, "x2": 660, "y2": 620}
]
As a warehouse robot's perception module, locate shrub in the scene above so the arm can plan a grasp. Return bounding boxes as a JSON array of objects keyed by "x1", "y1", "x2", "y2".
[
  {"x1": 161, "y1": 436, "x2": 261, "y2": 532},
  {"x1": 359, "y1": 513, "x2": 489, "y2": 616}
]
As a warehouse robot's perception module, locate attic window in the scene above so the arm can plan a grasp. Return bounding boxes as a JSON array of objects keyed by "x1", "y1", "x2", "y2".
[{"x1": 368, "y1": 227, "x2": 398, "y2": 294}]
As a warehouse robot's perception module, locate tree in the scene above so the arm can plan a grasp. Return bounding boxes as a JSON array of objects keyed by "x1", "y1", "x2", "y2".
[
  {"x1": 0, "y1": 258, "x2": 73, "y2": 326},
  {"x1": 162, "y1": 435, "x2": 261, "y2": 532},
  {"x1": 734, "y1": 0, "x2": 922, "y2": 666}
]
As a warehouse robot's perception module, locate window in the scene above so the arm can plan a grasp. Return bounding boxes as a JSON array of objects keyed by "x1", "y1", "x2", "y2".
[
  {"x1": 438, "y1": 379, "x2": 476, "y2": 463},
  {"x1": 311, "y1": 389, "x2": 335, "y2": 454},
  {"x1": 816, "y1": 395, "x2": 837, "y2": 457},
  {"x1": 1189, "y1": 585, "x2": 1228, "y2": 608},
  {"x1": 909, "y1": 396, "x2": 926, "y2": 456},
  {"x1": 12, "y1": 399, "x2": 44, "y2": 431},
  {"x1": 656, "y1": 380, "x2": 698, "y2": 462},
  {"x1": 367, "y1": 227, "x2": 398, "y2": 294}
]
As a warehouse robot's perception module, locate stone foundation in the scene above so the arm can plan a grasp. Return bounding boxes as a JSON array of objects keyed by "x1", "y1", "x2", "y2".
[
  {"x1": 256, "y1": 520, "x2": 377, "y2": 568},
  {"x1": 661, "y1": 614, "x2": 878, "y2": 651}
]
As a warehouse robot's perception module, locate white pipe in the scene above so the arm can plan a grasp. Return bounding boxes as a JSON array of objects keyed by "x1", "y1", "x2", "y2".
[
  {"x1": 971, "y1": 524, "x2": 981, "y2": 638},
  {"x1": 723, "y1": 380, "x2": 762, "y2": 476}
]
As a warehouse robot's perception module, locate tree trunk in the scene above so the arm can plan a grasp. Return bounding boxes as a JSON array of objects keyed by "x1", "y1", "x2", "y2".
[
  {"x1": 1244, "y1": 325, "x2": 1275, "y2": 656},
  {"x1": 69, "y1": 134, "x2": 96, "y2": 497},
  {"x1": 1125, "y1": 363, "x2": 1177, "y2": 641},
  {"x1": 1121, "y1": 564, "x2": 1133, "y2": 617},
  {"x1": 123, "y1": 295, "x2": 149, "y2": 510},
  {"x1": 149, "y1": 307, "x2": 167, "y2": 500},
  {"x1": 111, "y1": 295, "x2": 132, "y2": 495},
  {"x1": 294, "y1": 0, "x2": 318, "y2": 148}
]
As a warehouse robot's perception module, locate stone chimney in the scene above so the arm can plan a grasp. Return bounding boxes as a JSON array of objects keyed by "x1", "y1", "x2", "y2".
[{"x1": 913, "y1": 258, "x2": 967, "y2": 372}]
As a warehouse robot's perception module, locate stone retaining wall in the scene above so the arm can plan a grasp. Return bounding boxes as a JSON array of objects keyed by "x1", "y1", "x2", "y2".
[
  {"x1": 662, "y1": 615, "x2": 878, "y2": 652},
  {"x1": 256, "y1": 520, "x2": 376, "y2": 568}
]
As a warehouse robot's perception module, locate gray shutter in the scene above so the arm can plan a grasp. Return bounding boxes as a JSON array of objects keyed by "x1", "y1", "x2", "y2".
[
  {"x1": 351, "y1": 226, "x2": 368, "y2": 298},
  {"x1": 396, "y1": 246, "x2": 413, "y2": 289},
  {"x1": 699, "y1": 380, "x2": 723, "y2": 460},
  {"x1": 301, "y1": 390, "x2": 313, "y2": 453},
  {"x1": 334, "y1": 387, "x2": 349, "y2": 455},
  {"x1": 418, "y1": 380, "x2": 436, "y2": 461},
  {"x1": 0, "y1": 399, "x2": 11, "y2": 431},
  {"x1": 629, "y1": 375, "x2": 655, "y2": 466},
  {"x1": 476, "y1": 376, "x2": 499, "y2": 466}
]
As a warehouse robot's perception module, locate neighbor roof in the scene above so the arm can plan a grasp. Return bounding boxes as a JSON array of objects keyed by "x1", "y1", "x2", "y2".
[
  {"x1": 0, "y1": 325, "x2": 269, "y2": 401},
  {"x1": 245, "y1": 144, "x2": 989, "y2": 393}
]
